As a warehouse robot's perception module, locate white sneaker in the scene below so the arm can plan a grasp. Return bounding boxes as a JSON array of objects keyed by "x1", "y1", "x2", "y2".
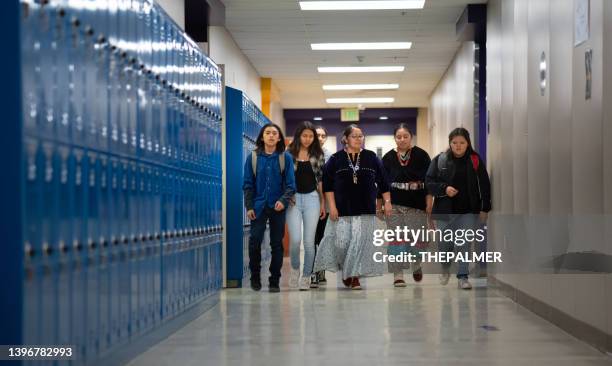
[
  {"x1": 458, "y1": 278, "x2": 472, "y2": 290},
  {"x1": 289, "y1": 269, "x2": 300, "y2": 288},
  {"x1": 393, "y1": 272, "x2": 407, "y2": 287},
  {"x1": 439, "y1": 272, "x2": 450, "y2": 286},
  {"x1": 299, "y1": 276, "x2": 310, "y2": 291}
]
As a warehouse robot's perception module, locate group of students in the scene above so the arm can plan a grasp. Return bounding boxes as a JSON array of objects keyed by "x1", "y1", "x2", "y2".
[{"x1": 242, "y1": 121, "x2": 491, "y2": 293}]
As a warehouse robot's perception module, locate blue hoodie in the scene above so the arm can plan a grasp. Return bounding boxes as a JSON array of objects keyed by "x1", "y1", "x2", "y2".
[{"x1": 243, "y1": 150, "x2": 296, "y2": 217}]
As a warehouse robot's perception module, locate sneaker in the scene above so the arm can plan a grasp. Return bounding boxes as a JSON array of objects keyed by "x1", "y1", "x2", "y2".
[
  {"x1": 289, "y1": 268, "x2": 300, "y2": 288},
  {"x1": 342, "y1": 277, "x2": 352, "y2": 288},
  {"x1": 317, "y1": 271, "x2": 327, "y2": 285},
  {"x1": 458, "y1": 278, "x2": 472, "y2": 290},
  {"x1": 269, "y1": 284, "x2": 280, "y2": 293},
  {"x1": 393, "y1": 272, "x2": 406, "y2": 287},
  {"x1": 412, "y1": 267, "x2": 423, "y2": 283},
  {"x1": 299, "y1": 277, "x2": 310, "y2": 291},
  {"x1": 250, "y1": 277, "x2": 262, "y2": 291},
  {"x1": 269, "y1": 277, "x2": 280, "y2": 292},
  {"x1": 350, "y1": 277, "x2": 362, "y2": 290},
  {"x1": 310, "y1": 274, "x2": 319, "y2": 288},
  {"x1": 439, "y1": 271, "x2": 450, "y2": 286}
]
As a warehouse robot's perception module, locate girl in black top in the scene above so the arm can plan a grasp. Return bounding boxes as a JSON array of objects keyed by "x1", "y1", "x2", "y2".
[
  {"x1": 286, "y1": 122, "x2": 326, "y2": 291},
  {"x1": 313, "y1": 125, "x2": 391, "y2": 290},
  {"x1": 426, "y1": 127, "x2": 491, "y2": 290},
  {"x1": 381, "y1": 124, "x2": 432, "y2": 287}
]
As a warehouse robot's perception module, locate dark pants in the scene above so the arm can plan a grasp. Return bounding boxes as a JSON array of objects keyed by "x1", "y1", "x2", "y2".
[{"x1": 248, "y1": 206, "x2": 286, "y2": 286}]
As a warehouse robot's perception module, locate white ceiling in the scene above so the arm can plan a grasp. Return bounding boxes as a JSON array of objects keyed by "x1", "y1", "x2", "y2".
[{"x1": 222, "y1": 0, "x2": 487, "y2": 108}]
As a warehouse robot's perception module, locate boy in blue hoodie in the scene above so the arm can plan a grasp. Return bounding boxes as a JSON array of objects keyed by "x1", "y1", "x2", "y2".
[{"x1": 243, "y1": 123, "x2": 296, "y2": 292}]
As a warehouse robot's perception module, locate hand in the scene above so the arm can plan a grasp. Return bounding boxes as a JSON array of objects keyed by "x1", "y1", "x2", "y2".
[
  {"x1": 274, "y1": 201, "x2": 285, "y2": 211},
  {"x1": 319, "y1": 205, "x2": 326, "y2": 219},
  {"x1": 329, "y1": 207, "x2": 339, "y2": 221},
  {"x1": 445, "y1": 186, "x2": 459, "y2": 197},
  {"x1": 288, "y1": 196, "x2": 296, "y2": 207},
  {"x1": 479, "y1": 211, "x2": 488, "y2": 224},
  {"x1": 383, "y1": 201, "x2": 392, "y2": 218},
  {"x1": 247, "y1": 210, "x2": 256, "y2": 220},
  {"x1": 425, "y1": 203, "x2": 433, "y2": 215}
]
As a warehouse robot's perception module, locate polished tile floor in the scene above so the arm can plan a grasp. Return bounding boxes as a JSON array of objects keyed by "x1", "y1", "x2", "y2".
[{"x1": 129, "y1": 262, "x2": 612, "y2": 366}]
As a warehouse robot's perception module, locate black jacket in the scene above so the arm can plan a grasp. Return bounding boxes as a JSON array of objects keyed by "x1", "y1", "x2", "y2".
[
  {"x1": 426, "y1": 150, "x2": 491, "y2": 218},
  {"x1": 381, "y1": 146, "x2": 431, "y2": 210}
]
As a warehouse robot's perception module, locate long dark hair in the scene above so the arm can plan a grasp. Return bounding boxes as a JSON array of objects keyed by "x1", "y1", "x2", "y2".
[
  {"x1": 446, "y1": 127, "x2": 474, "y2": 157},
  {"x1": 393, "y1": 123, "x2": 413, "y2": 137},
  {"x1": 256, "y1": 123, "x2": 286, "y2": 153},
  {"x1": 340, "y1": 124, "x2": 362, "y2": 146},
  {"x1": 287, "y1": 121, "x2": 324, "y2": 159}
]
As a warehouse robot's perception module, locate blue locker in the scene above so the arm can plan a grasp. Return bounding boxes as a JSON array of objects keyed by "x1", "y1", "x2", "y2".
[{"x1": 10, "y1": 1, "x2": 224, "y2": 364}]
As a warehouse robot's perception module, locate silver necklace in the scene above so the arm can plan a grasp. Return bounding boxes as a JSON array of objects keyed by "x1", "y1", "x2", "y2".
[{"x1": 346, "y1": 150, "x2": 361, "y2": 184}]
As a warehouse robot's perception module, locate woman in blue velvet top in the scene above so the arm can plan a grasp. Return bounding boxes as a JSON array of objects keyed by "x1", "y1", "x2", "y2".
[{"x1": 313, "y1": 124, "x2": 392, "y2": 290}]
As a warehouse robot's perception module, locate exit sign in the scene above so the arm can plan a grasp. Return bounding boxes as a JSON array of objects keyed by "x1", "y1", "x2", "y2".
[{"x1": 341, "y1": 108, "x2": 360, "y2": 122}]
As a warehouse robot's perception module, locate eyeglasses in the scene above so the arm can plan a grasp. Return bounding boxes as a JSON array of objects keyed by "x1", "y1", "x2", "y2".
[
  {"x1": 349, "y1": 135, "x2": 364, "y2": 139},
  {"x1": 317, "y1": 133, "x2": 327, "y2": 138}
]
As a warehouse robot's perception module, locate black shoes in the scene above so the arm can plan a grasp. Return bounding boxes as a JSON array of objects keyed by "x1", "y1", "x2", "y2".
[
  {"x1": 250, "y1": 277, "x2": 262, "y2": 291},
  {"x1": 269, "y1": 277, "x2": 280, "y2": 293}
]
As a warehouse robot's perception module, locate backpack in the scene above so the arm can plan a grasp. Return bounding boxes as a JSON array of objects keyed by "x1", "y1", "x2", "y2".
[
  {"x1": 437, "y1": 151, "x2": 479, "y2": 172},
  {"x1": 251, "y1": 151, "x2": 285, "y2": 177}
]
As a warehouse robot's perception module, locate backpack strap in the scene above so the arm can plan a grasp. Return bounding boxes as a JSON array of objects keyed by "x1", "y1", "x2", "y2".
[
  {"x1": 251, "y1": 150, "x2": 285, "y2": 177},
  {"x1": 470, "y1": 153, "x2": 479, "y2": 171}
]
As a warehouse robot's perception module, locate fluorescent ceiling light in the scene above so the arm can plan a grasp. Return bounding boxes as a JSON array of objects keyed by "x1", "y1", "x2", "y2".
[
  {"x1": 313, "y1": 117, "x2": 323, "y2": 121},
  {"x1": 300, "y1": 1, "x2": 426, "y2": 11},
  {"x1": 311, "y1": 42, "x2": 412, "y2": 50},
  {"x1": 326, "y1": 97, "x2": 394, "y2": 104},
  {"x1": 318, "y1": 66, "x2": 404, "y2": 73},
  {"x1": 379, "y1": 116, "x2": 389, "y2": 120},
  {"x1": 323, "y1": 83, "x2": 399, "y2": 90}
]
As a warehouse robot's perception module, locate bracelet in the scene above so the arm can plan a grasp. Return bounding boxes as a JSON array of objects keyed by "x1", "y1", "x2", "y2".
[{"x1": 384, "y1": 199, "x2": 391, "y2": 203}]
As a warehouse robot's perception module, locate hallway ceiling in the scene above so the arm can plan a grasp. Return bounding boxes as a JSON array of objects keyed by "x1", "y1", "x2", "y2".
[{"x1": 221, "y1": 0, "x2": 487, "y2": 108}]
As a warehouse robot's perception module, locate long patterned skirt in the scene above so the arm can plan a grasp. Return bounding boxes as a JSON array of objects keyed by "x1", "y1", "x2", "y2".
[
  {"x1": 313, "y1": 214, "x2": 384, "y2": 280},
  {"x1": 385, "y1": 205, "x2": 428, "y2": 273}
]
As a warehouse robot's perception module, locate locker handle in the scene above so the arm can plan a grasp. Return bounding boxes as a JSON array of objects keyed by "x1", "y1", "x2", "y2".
[
  {"x1": 24, "y1": 243, "x2": 35, "y2": 258},
  {"x1": 155, "y1": 233, "x2": 161, "y2": 240},
  {"x1": 149, "y1": 234, "x2": 155, "y2": 241},
  {"x1": 132, "y1": 235, "x2": 140, "y2": 243},
  {"x1": 71, "y1": 17, "x2": 80, "y2": 28},
  {"x1": 97, "y1": 35, "x2": 106, "y2": 44},
  {"x1": 101, "y1": 238, "x2": 109, "y2": 248},
  {"x1": 140, "y1": 234, "x2": 147, "y2": 242},
  {"x1": 73, "y1": 241, "x2": 83, "y2": 252},
  {"x1": 85, "y1": 26, "x2": 94, "y2": 36},
  {"x1": 112, "y1": 237, "x2": 120, "y2": 246},
  {"x1": 88, "y1": 239, "x2": 97, "y2": 250},
  {"x1": 122, "y1": 236, "x2": 129, "y2": 245},
  {"x1": 58, "y1": 8, "x2": 66, "y2": 17},
  {"x1": 59, "y1": 242, "x2": 69, "y2": 254}
]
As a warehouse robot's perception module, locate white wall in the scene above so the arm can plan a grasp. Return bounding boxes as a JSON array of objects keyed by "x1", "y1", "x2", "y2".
[
  {"x1": 155, "y1": 0, "x2": 185, "y2": 30},
  {"x1": 427, "y1": 42, "x2": 476, "y2": 156},
  {"x1": 364, "y1": 135, "x2": 396, "y2": 159},
  {"x1": 209, "y1": 26, "x2": 262, "y2": 108},
  {"x1": 487, "y1": 0, "x2": 612, "y2": 341}
]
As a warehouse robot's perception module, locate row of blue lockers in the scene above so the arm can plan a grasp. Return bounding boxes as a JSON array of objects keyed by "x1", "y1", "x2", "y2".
[
  {"x1": 226, "y1": 87, "x2": 273, "y2": 287},
  {"x1": 21, "y1": 0, "x2": 222, "y2": 175},
  {"x1": 7, "y1": 0, "x2": 225, "y2": 365}
]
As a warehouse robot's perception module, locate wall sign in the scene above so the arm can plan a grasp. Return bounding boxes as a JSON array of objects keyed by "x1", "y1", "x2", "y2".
[
  {"x1": 539, "y1": 51, "x2": 547, "y2": 96},
  {"x1": 574, "y1": 0, "x2": 589, "y2": 46},
  {"x1": 585, "y1": 48, "x2": 592, "y2": 100}
]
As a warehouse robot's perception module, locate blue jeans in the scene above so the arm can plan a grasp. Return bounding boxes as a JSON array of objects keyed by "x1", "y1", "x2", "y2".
[
  {"x1": 435, "y1": 214, "x2": 479, "y2": 279},
  {"x1": 249, "y1": 206, "x2": 286, "y2": 285},
  {"x1": 286, "y1": 191, "x2": 320, "y2": 277}
]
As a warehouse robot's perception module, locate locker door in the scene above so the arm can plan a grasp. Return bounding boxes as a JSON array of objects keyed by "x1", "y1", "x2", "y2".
[
  {"x1": 57, "y1": 145, "x2": 72, "y2": 350},
  {"x1": 109, "y1": 157, "x2": 121, "y2": 346},
  {"x1": 85, "y1": 151, "x2": 100, "y2": 361},
  {"x1": 98, "y1": 154, "x2": 111, "y2": 353},
  {"x1": 71, "y1": 148, "x2": 87, "y2": 361}
]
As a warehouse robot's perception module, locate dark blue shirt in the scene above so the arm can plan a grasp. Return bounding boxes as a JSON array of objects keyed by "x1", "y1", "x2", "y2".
[
  {"x1": 243, "y1": 151, "x2": 296, "y2": 217},
  {"x1": 323, "y1": 149, "x2": 390, "y2": 217}
]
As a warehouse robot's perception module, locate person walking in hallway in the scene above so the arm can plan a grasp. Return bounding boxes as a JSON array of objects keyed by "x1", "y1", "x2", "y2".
[
  {"x1": 243, "y1": 123, "x2": 296, "y2": 292},
  {"x1": 381, "y1": 123, "x2": 432, "y2": 287},
  {"x1": 312, "y1": 125, "x2": 333, "y2": 286},
  {"x1": 425, "y1": 127, "x2": 491, "y2": 290},
  {"x1": 286, "y1": 122, "x2": 326, "y2": 291},
  {"x1": 313, "y1": 125, "x2": 392, "y2": 290}
]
